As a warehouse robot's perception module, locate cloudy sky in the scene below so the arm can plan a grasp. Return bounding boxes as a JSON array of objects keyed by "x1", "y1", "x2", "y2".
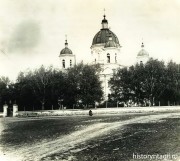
[{"x1": 0, "y1": 0, "x2": 180, "y2": 81}]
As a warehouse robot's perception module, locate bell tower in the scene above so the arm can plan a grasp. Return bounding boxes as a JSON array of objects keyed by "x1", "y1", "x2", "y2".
[{"x1": 59, "y1": 36, "x2": 76, "y2": 70}]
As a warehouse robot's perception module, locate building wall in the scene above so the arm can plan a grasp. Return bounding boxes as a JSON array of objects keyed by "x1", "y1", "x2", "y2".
[
  {"x1": 91, "y1": 44, "x2": 121, "y2": 100},
  {"x1": 59, "y1": 54, "x2": 76, "y2": 69},
  {"x1": 136, "y1": 55, "x2": 149, "y2": 64}
]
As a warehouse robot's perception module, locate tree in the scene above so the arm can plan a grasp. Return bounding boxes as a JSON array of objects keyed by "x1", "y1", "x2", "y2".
[
  {"x1": 79, "y1": 64, "x2": 103, "y2": 107},
  {"x1": 0, "y1": 77, "x2": 10, "y2": 110},
  {"x1": 48, "y1": 69, "x2": 66, "y2": 109},
  {"x1": 141, "y1": 59, "x2": 167, "y2": 105},
  {"x1": 66, "y1": 63, "x2": 103, "y2": 108},
  {"x1": 109, "y1": 67, "x2": 133, "y2": 104},
  {"x1": 162, "y1": 61, "x2": 180, "y2": 105},
  {"x1": 31, "y1": 66, "x2": 53, "y2": 110},
  {"x1": 16, "y1": 66, "x2": 66, "y2": 110},
  {"x1": 109, "y1": 58, "x2": 168, "y2": 106},
  {"x1": 16, "y1": 71, "x2": 37, "y2": 110}
]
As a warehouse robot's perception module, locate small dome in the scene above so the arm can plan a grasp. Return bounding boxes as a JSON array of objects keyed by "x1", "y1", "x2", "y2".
[
  {"x1": 60, "y1": 39, "x2": 73, "y2": 55},
  {"x1": 60, "y1": 47, "x2": 73, "y2": 55},
  {"x1": 138, "y1": 49, "x2": 149, "y2": 56},
  {"x1": 137, "y1": 43, "x2": 149, "y2": 56},
  {"x1": 92, "y1": 29, "x2": 119, "y2": 45}
]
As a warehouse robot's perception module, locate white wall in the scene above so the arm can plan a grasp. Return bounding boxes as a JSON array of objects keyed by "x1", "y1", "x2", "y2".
[{"x1": 59, "y1": 55, "x2": 76, "y2": 69}]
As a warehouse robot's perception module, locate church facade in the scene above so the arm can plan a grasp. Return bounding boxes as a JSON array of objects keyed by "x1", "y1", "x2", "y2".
[
  {"x1": 59, "y1": 14, "x2": 150, "y2": 100},
  {"x1": 90, "y1": 14, "x2": 122, "y2": 100}
]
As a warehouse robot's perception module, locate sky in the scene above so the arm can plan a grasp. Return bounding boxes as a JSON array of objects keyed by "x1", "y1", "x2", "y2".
[{"x1": 0, "y1": 0, "x2": 180, "y2": 81}]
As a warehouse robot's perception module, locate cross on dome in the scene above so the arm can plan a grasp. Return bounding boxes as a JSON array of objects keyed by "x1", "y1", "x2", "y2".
[
  {"x1": 141, "y1": 42, "x2": 144, "y2": 48},
  {"x1": 60, "y1": 35, "x2": 73, "y2": 55},
  {"x1": 103, "y1": 8, "x2": 106, "y2": 19},
  {"x1": 65, "y1": 35, "x2": 68, "y2": 47},
  {"x1": 102, "y1": 9, "x2": 108, "y2": 29}
]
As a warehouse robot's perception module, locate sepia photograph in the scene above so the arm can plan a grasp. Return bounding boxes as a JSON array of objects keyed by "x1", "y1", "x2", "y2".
[{"x1": 0, "y1": 0, "x2": 180, "y2": 160}]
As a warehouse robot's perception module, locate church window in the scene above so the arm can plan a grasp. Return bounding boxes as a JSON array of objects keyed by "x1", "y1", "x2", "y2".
[
  {"x1": 115, "y1": 53, "x2": 117, "y2": 63},
  {"x1": 95, "y1": 59, "x2": 96, "y2": 63},
  {"x1": 70, "y1": 60, "x2": 72, "y2": 67},
  {"x1": 62, "y1": 59, "x2": 65, "y2": 68},
  {"x1": 107, "y1": 53, "x2": 110, "y2": 63}
]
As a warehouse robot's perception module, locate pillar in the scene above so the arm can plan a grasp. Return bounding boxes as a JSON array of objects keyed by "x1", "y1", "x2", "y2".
[
  {"x1": 3, "y1": 104, "x2": 8, "y2": 117},
  {"x1": 13, "y1": 104, "x2": 18, "y2": 117}
]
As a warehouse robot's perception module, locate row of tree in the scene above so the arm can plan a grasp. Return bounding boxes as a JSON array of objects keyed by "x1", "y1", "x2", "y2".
[
  {"x1": 0, "y1": 63, "x2": 103, "y2": 111},
  {"x1": 0, "y1": 58, "x2": 180, "y2": 111},
  {"x1": 109, "y1": 58, "x2": 180, "y2": 106}
]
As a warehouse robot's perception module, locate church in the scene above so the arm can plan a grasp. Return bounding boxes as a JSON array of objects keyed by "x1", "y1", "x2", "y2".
[{"x1": 59, "y1": 13, "x2": 150, "y2": 100}]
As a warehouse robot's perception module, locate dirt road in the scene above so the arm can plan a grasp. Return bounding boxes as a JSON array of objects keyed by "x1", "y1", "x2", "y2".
[{"x1": 0, "y1": 112, "x2": 180, "y2": 161}]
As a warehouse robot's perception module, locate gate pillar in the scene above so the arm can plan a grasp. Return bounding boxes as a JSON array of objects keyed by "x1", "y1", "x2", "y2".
[
  {"x1": 3, "y1": 104, "x2": 8, "y2": 117},
  {"x1": 13, "y1": 104, "x2": 18, "y2": 117}
]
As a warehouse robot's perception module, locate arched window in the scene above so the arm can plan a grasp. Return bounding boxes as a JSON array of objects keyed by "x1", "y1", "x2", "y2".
[
  {"x1": 107, "y1": 53, "x2": 110, "y2": 63},
  {"x1": 62, "y1": 59, "x2": 65, "y2": 68},
  {"x1": 70, "y1": 60, "x2": 72, "y2": 67},
  {"x1": 115, "y1": 53, "x2": 117, "y2": 63}
]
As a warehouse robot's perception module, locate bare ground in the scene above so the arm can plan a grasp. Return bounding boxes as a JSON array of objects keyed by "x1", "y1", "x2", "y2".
[{"x1": 0, "y1": 112, "x2": 180, "y2": 161}]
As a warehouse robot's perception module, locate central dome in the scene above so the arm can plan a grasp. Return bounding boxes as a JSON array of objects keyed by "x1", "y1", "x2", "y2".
[
  {"x1": 92, "y1": 29, "x2": 119, "y2": 45},
  {"x1": 92, "y1": 14, "x2": 120, "y2": 46}
]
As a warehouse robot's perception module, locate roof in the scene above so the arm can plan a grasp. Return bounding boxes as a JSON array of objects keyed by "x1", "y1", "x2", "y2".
[
  {"x1": 60, "y1": 39, "x2": 73, "y2": 55},
  {"x1": 137, "y1": 49, "x2": 149, "y2": 56},
  {"x1": 60, "y1": 47, "x2": 73, "y2": 55},
  {"x1": 92, "y1": 29, "x2": 120, "y2": 45}
]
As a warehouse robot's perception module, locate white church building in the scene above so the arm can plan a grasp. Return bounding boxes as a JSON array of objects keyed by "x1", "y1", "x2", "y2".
[{"x1": 59, "y1": 14, "x2": 150, "y2": 100}]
